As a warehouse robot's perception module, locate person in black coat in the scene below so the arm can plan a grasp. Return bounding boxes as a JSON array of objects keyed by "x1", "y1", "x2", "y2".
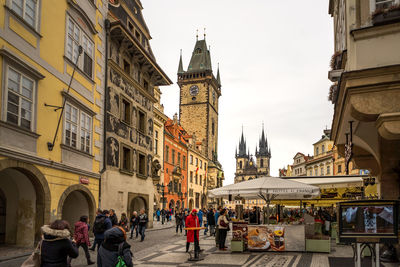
[
  {"x1": 97, "y1": 227, "x2": 133, "y2": 267},
  {"x1": 40, "y1": 220, "x2": 79, "y2": 267},
  {"x1": 109, "y1": 209, "x2": 118, "y2": 226},
  {"x1": 206, "y1": 208, "x2": 216, "y2": 236}
]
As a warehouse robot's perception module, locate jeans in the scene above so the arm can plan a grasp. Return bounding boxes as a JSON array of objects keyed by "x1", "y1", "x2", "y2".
[
  {"x1": 138, "y1": 225, "x2": 146, "y2": 241},
  {"x1": 130, "y1": 225, "x2": 138, "y2": 238},
  {"x1": 219, "y1": 229, "x2": 228, "y2": 249},
  {"x1": 90, "y1": 238, "x2": 103, "y2": 251},
  {"x1": 68, "y1": 243, "x2": 92, "y2": 265},
  {"x1": 204, "y1": 222, "x2": 208, "y2": 235},
  {"x1": 209, "y1": 225, "x2": 215, "y2": 236},
  {"x1": 157, "y1": 215, "x2": 160, "y2": 221},
  {"x1": 176, "y1": 224, "x2": 183, "y2": 233}
]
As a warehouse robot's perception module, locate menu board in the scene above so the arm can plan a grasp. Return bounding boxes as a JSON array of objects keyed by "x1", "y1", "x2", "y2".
[
  {"x1": 232, "y1": 221, "x2": 248, "y2": 248},
  {"x1": 248, "y1": 225, "x2": 285, "y2": 251}
]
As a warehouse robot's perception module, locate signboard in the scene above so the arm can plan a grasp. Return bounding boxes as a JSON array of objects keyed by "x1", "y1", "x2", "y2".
[
  {"x1": 248, "y1": 225, "x2": 285, "y2": 251},
  {"x1": 79, "y1": 177, "x2": 89, "y2": 185},
  {"x1": 232, "y1": 221, "x2": 248, "y2": 248}
]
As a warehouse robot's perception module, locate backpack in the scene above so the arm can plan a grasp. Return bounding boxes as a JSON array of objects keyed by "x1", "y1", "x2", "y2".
[{"x1": 93, "y1": 216, "x2": 107, "y2": 234}]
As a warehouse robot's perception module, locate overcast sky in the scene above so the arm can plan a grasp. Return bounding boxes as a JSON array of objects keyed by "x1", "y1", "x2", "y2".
[{"x1": 142, "y1": 0, "x2": 334, "y2": 185}]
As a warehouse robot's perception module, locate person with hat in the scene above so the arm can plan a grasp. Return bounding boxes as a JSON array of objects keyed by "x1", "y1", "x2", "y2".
[{"x1": 185, "y1": 209, "x2": 200, "y2": 254}]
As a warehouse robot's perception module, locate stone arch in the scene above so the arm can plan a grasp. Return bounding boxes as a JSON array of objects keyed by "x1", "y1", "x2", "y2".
[
  {"x1": 57, "y1": 184, "x2": 96, "y2": 230},
  {"x1": 0, "y1": 159, "x2": 51, "y2": 245}
]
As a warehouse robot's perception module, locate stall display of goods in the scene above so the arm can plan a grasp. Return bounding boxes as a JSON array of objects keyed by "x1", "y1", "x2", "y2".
[
  {"x1": 232, "y1": 221, "x2": 248, "y2": 248},
  {"x1": 248, "y1": 225, "x2": 285, "y2": 252}
]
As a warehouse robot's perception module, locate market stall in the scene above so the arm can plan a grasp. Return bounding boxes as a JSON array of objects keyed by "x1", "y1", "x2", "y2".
[{"x1": 209, "y1": 176, "x2": 321, "y2": 252}]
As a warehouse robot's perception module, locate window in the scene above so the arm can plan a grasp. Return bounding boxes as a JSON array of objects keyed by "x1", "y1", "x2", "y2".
[
  {"x1": 200, "y1": 175, "x2": 202, "y2": 185},
  {"x1": 195, "y1": 193, "x2": 200, "y2": 208},
  {"x1": 327, "y1": 165, "x2": 331, "y2": 175},
  {"x1": 182, "y1": 155, "x2": 186, "y2": 170},
  {"x1": 165, "y1": 146, "x2": 169, "y2": 162},
  {"x1": 321, "y1": 167, "x2": 324, "y2": 176},
  {"x1": 195, "y1": 174, "x2": 198, "y2": 184},
  {"x1": 64, "y1": 103, "x2": 92, "y2": 153},
  {"x1": 154, "y1": 131, "x2": 158, "y2": 155},
  {"x1": 195, "y1": 158, "x2": 198, "y2": 167},
  {"x1": 212, "y1": 121, "x2": 215, "y2": 135},
  {"x1": 190, "y1": 155, "x2": 193, "y2": 164},
  {"x1": 204, "y1": 163, "x2": 207, "y2": 170},
  {"x1": 322, "y1": 145, "x2": 325, "y2": 153},
  {"x1": 316, "y1": 147, "x2": 319, "y2": 155},
  {"x1": 66, "y1": 18, "x2": 94, "y2": 77},
  {"x1": 309, "y1": 170, "x2": 312, "y2": 176},
  {"x1": 177, "y1": 152, "x2": 181, "y2": 167},
  {"x1": 138, "y1": 153, "x2": 146, "y2": 176},
  {"x1": 260, "y1": 159, "x2": 264, "y2": 168},
  {"x1": 128, "y1": 21, "x2": 134, "y2": 32},
  {"x1": 137, "y1": 110, "x2": 146, "y2": 133},
  {"x1": 172, "y1": 150, "x2": 175, "y2": 165},
  {"x1": 315, "y1": 169, "x2": 318, "y2": 176},
  {"x1": 123, "y1": 60, "x2": 130, "y2": 74},
  {"x1": 121, "y1": 146, "x2": 132, "y2": 172},
  {"x1": 200, "y1": 160, "x2": 202, "y2": 169},
  {"x1": 338, "y1": 164, "x2": 342, "y2": 173},
  {"x1": 121, "y1": 98, "x2": 131, "y2": 124},
  {"x1": 135, "y1": 30, "x2": 141, "y2": 41},
  {"x1": 190, "y1": 171, "x2": 193, "y2": 183},
  {"x1": 239, "y1": 161, "x2": 242, "y2": 169},
  {"x1": 143, "y1": 80, "x2": 149, "y2": 91},
  {"x1": 376, "y1": 0, "x2": 396, "y2": 10},
  {"x1": 6, "y1": 67, "x2": 34, "y2": 130},
  {"x1": 11, "y1": 0, "x2": 38, "y2": 28}
]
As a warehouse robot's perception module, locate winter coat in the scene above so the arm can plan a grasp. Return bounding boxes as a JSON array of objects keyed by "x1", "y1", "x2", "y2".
[
  {"x1": 109, "y1": 214, "x2": 118, "y2": 226},
  {"x1": 130, "y1": 215, "x2": 138, "y2": 228},
  {"x1": 97, "y1": 227, "x2": 133, "y2": 267},
  {"x1": 40, "y1": 225, "x2": 79, "y2": 267},
  {"x1": 119, "y1": 217, "x2": 129, "y2": 232},
  {"x1": 198, "y1": 210, "x2": 203, "y2": 222},
  {"x1": 73, "y1": 221, "x2": 90, "y2": 246},
  {"x1": 185, "y1": 214, "x2": 200, "y2": 243},
  {"x1": 207, "y1": 210, "x2": 215, "y2": 225},
  {"x1": 218, "y1": 214, "x2": 229, "y2": 229},
  {"x1": 175, "y1": 213, "x2": 183, "y2": 226},
  {"x1": 138, "y1": 213, "x2": 148, "y2": 227},
  {"x1": 94, "y1": 214, "x2": 112, "y2": 240}
]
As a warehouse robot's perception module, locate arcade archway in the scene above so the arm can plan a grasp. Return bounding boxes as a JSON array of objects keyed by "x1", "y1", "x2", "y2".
[
  {"x1": 131, "y1": 196, "x2": 147, "y2": 213},
  {"x1": 0, "y1": 160, "x2": 51, "y2": 247}
]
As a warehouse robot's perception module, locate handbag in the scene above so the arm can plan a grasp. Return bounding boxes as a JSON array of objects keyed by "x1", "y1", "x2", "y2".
[
  {"x1": 21, "y1": 240, "x2": 42, "y2": 267},
  {"x1": 115, "y1": 242, "x2": 127, "y2": 267}
]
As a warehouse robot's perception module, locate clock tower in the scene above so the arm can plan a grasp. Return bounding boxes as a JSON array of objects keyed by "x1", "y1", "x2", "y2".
[{"x1": 178, "y1": 37, "x2": 221, "y2": 161}]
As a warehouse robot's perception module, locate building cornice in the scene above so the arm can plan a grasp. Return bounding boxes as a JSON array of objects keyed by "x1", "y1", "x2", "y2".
[{"x1": 0, "y1": 146, "x2": 100, "y2": 179}]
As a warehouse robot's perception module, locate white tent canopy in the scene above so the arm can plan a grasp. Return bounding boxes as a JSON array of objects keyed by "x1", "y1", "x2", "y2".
[{"x1": 208, "y1": 176, "x2": 320, "y2": 201}]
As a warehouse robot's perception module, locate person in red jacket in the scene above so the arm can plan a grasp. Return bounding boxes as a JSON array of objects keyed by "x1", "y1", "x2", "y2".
[
  {"x1": 68, "y1": 215, "x2": 94, "y2": 265},
  {"x1": 185, "y1": 209, "x2": 200, "y2": 253}
]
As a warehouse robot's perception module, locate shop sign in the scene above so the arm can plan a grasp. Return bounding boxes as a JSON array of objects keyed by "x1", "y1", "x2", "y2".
[{"x1": 80, "y1": 176, "x2": 89, "y2": 185}]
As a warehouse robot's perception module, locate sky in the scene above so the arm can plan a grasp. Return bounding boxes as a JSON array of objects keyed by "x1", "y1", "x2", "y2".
[{"x1": 142, "y1": 0, "x2": 334, "y2": 185}]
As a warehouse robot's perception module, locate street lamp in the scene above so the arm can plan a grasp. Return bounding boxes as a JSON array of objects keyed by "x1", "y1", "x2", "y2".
[{"x1": 156, "y1": 182, "x2": 170, "y2": 225}]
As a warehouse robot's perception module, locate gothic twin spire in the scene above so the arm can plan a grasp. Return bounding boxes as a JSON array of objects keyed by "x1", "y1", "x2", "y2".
[{"x1": 236, "y1": 126, "x2": 271, "y2": 158}]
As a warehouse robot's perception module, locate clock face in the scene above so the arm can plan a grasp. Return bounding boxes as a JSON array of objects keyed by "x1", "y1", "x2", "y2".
[{"x1": 190, "y1": 85, "x2": 199, "y2": 96}]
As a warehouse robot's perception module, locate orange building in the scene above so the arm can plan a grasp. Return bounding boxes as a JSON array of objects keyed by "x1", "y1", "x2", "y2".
[{"x1": 163, "y1": 115, "x2": 189, "y2": 211}]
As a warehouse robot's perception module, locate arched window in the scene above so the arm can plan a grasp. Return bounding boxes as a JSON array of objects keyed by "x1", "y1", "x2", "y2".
[
  {"x1": 239, "y1": 161, "x2": 242, "y2": 169},
  {"x1": 260, "y1": 159, "x2": 264, "y2": 168},
  {"x1": 322, "y1": 145, "x2": 325, "y2": 153},
  {"x1": 195, "y1": 48, "x2": 202, "y2": 54}
]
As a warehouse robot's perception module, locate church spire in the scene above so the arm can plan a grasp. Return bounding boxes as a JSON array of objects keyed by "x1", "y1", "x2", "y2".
[
  {"x1": 257, "y1": 124, "x2": 270, "y2": 157},
  {"x1": 237, "y1": 127, "x2": 247, "y2": 158},
  {"x1": 187, "y1": 37, "x2": 212, "y2": 72},
  {"x1": 178, "y1": 49, "x2": 184, "y2": 74},
  {"x1": 216, "y1": 63, "x2": 221, "y2": 87}
]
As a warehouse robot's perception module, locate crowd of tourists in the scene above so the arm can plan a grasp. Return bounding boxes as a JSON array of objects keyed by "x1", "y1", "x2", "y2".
[{"x1": 23, "y1": 208, "x2": 149, "y2": 267}]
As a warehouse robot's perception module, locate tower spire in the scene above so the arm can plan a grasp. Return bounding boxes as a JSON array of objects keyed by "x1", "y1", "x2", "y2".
[
  {"x1": 216, "y1": 63, "x2": 221, "y2": 87},
  {"x1": 196, "y1": 29, "x2": 198, "y2": 41},
  {"x1": 178, "y1": 49, "x2": 184, "y2": 74}
]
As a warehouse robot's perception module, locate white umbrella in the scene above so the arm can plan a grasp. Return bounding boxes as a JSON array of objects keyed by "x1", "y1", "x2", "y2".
[{"x1": 208, "y1": 176, "x2": 320, "y2": 223}]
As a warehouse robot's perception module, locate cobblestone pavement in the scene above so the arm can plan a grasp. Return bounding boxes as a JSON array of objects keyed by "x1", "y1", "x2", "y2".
[{"x1": 2, "y1": 227, "x2": 399, "y2": 267}]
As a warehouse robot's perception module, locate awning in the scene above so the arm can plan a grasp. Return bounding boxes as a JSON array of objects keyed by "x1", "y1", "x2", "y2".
[{"x1": 285, "y1": 176, "x2": 364, "y2": 189}]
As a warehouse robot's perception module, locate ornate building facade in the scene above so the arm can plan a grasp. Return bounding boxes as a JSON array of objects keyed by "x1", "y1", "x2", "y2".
[
  {"x1": 102, "y1": 0, "x2": 172, "y2": 228},
  {"x1": 234, "y1": 128, "x2": 271, "y2": 183}
]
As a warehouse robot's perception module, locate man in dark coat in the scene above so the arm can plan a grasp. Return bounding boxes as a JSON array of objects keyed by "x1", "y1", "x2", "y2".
[
  {"x1": 206, "y1": 208, "x2": 215, "y2": 236},
  {"x1": 109, "y1": 209, "x2": 118, "y2": 226},
  {"x1": 138, "y1": 209, "x2": 148, "y2": 242},
  {"x1": 90, "y1": 210, "x2": 112, "y2": 251}
]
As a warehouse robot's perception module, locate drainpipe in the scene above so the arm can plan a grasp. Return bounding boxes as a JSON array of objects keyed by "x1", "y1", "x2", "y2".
[{"x1": 99, "y1": 19, "x2": 111, "y2": 208}]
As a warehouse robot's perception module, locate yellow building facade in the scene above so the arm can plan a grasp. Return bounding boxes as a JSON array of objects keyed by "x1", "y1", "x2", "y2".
[{"x1": 0, "y1": 0, "x2": 107, "y2": 246}]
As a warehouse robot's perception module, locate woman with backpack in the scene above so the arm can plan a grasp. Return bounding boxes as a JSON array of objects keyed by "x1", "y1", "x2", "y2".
[
  {"x1": 97, "y1": 227, "x2": 133, "y2": 267},
  {"x1": 175, "y1": 209, "x2": 184, "y2": 234}
]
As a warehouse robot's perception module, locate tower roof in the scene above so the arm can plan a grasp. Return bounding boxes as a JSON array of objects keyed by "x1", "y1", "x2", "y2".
[
  {"x1": 216, "y1": 64, "x2": 221, "y2": 87},
  {"x1": 187, "y1": 39, "x2": 212, "y2": 73},
  {"x1": 237, "y1": 128, "x2": 247, "y2": 158},
  {"x1": 257, "y1": 125, "x2": 271, "y2": 157}
]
